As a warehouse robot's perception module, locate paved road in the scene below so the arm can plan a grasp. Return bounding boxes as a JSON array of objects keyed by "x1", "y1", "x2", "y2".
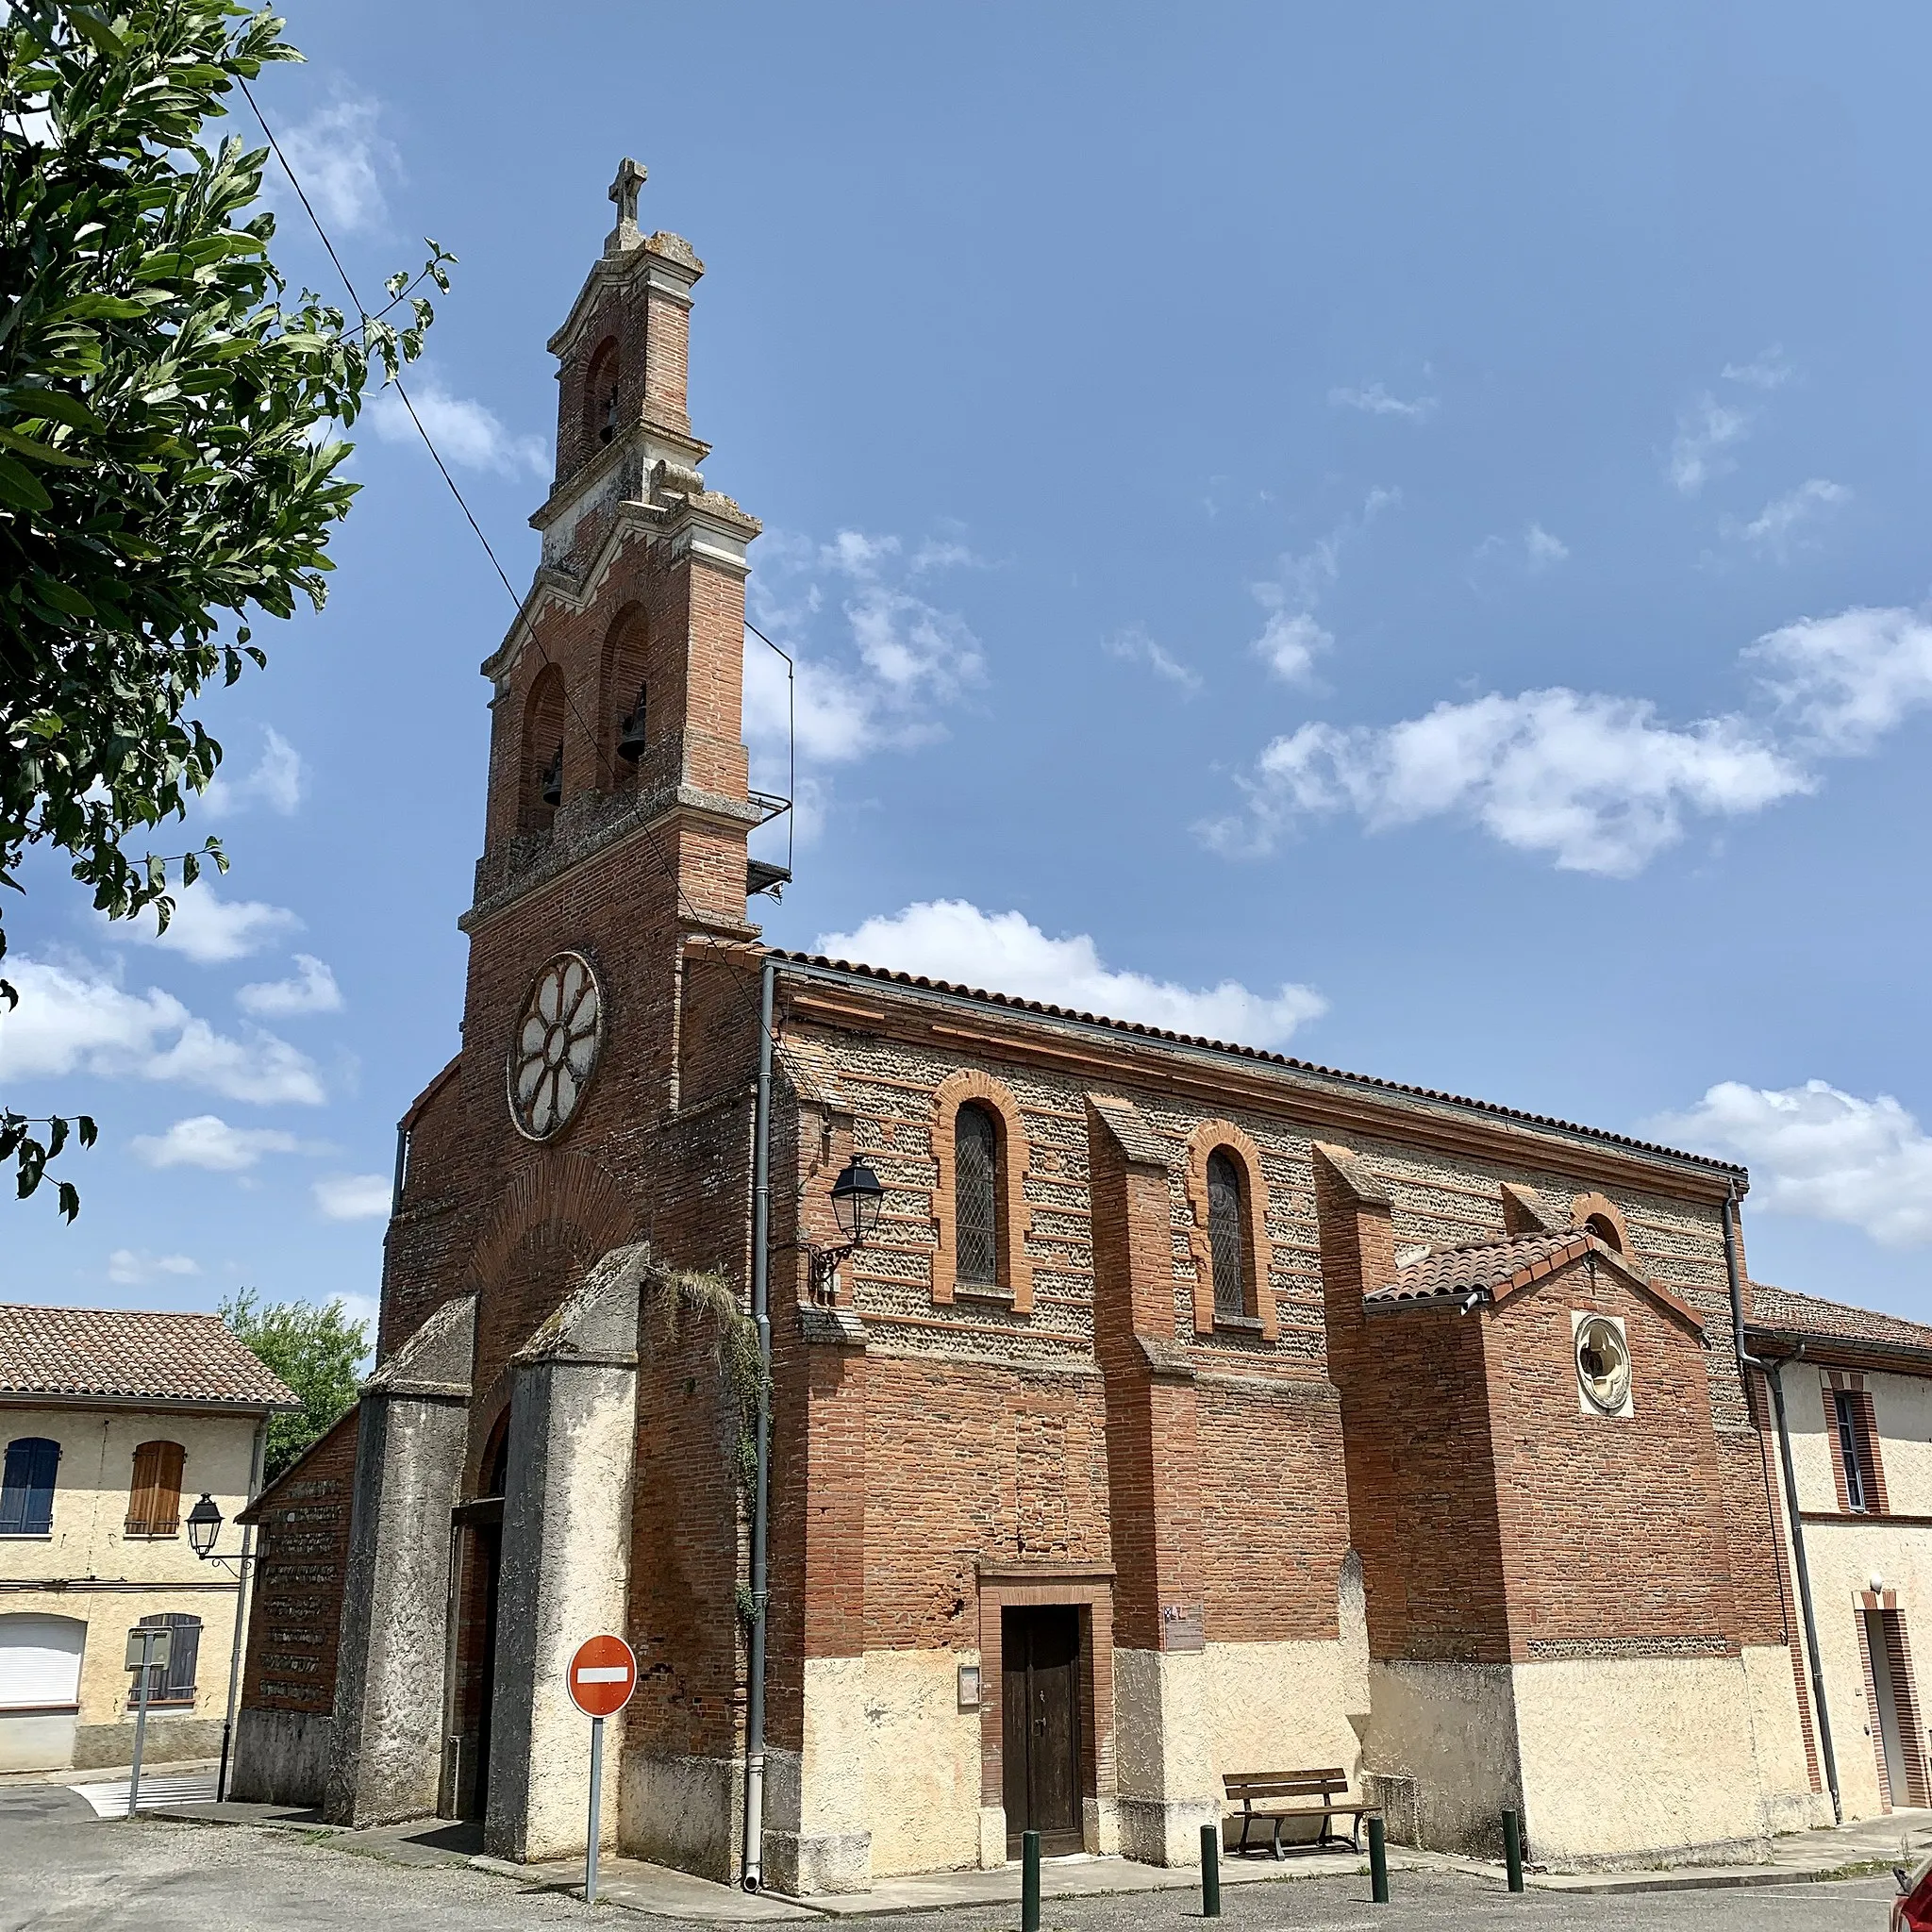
[{"x1": 0, "y1": 1784, "x2": 1903, "y2": 1931}]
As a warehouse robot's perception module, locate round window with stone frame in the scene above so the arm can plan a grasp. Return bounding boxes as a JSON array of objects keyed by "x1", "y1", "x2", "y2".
[
  {"x1": 1575, "y1": 1314, "x2": 1632, "y2": 1416},
  {"x1": 507, "y1": 953, "x2": 604, "y2": 1141}
]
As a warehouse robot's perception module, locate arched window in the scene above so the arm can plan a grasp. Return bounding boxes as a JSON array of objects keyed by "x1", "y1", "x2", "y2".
[
  {"x1": 584, "y1": 338, "x2": 620, "y2": 452},
  {"x1": 1570, "y1": 1191, "x2": 1631, "y2": 1256},
  {"x1": 0, "y1": 1438, "x2": 58, "y2": 1536},
  {"x1": 599, "y1": 607, "x2": 649, "y2": 785},
  {"x1": 1184, "y1": 1122, "x2": 1276, "y2": 1338},
  {"x1": 125, "y1": 1440, "x2": 185, "y2": 1538},
  {"x1": 955, "y1": 1102, "x2": 1000, "y2": 1289},
  {"x1": 521, "y1": 663, "x2": 567, "y2": 830},
  {"x1": 128, "y1": 1612, "x2": 200, "y2": 1707},
  {"x1": 931, "y1": 1070, "x2": 1034, "y2": 1310},
  {"x1": 1208, "y1": 1150, "x2": 1247, "y2": 1322}
]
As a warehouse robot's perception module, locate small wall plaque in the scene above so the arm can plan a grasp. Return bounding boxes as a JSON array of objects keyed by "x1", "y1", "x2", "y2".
[{"x1": 958, "y1": 1663, "x2": 981, "y2": 1708}]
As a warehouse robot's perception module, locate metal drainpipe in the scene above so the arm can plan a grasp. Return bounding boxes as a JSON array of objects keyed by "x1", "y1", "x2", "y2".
[
  {"x1": 1724, "y1": 1185, "x2": 1840, "y2": 1822},
  {"x1": 216, "y1": 1414, "x2": 268, "y2": 1803},
  {"x1": 741, "y1": 957, "x2": 776, "y2": 1891}
]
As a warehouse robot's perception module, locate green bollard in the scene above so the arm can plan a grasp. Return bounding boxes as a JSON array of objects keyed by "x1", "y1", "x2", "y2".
[
  {"x1": 1502, "y1": 1808, "x2": 1524, "y2": 1893},
  {"x1": 1368, "y1": 1815, "x2": 1388, "y2": 1904},
  {"x1": 1023, "y1": 1829, "x2": 1041, "y2": 1932},
  {"x1": 1200, "y1": 1822, "x2": 1221, "y2": 1918}
]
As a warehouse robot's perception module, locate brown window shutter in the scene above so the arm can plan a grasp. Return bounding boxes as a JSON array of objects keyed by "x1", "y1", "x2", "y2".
[
  {"x1": 1857, "y1": 1393, "x2": 1890, "y2": 1514},
  {"x1": 1823, "y1": 1380, "x2": 1852, "y2": 1510},
  {"x1": 126, "y1": 1441, "x2": 185, "y2": 1537}
]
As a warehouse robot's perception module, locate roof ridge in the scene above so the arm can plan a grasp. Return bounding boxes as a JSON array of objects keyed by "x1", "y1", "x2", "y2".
[{"x1": 768, "y1": 950, "x2": 1744, "y2": 1175}]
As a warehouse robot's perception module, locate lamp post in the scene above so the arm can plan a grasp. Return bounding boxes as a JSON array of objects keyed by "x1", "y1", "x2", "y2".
[
  {"x1": 810, "y1": 1154, "x2": 885, "y2": 1297},
  {"x1": 187, "y1": 1491, "x2": 258, "y2": 1802}
]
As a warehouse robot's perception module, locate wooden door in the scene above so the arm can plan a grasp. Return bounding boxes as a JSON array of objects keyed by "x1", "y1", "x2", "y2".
[{"x1": 1002, "y1": 1606, "x2": 1083, "y2": 1855}]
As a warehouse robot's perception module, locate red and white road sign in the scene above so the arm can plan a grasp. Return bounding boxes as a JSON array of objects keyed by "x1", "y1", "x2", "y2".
[{"x1": 568, "y1": 1634, "x2": 637, "y2": 1718}]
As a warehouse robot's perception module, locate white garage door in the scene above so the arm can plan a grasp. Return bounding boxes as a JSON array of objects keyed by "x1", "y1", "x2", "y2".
[{"x1": 0, "y1": 1613, "x2": 85, "y2": 1708}]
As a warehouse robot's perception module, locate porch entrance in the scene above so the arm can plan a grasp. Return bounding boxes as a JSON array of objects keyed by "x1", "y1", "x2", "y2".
[{"x1": 1002, "y1": 1605, "x2": 1083, "y2": 1855}]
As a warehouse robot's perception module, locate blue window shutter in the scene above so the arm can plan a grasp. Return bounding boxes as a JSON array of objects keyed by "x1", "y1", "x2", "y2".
[{"x1": 0, "y1": 1438, "x2": 59, "y2": 1535}]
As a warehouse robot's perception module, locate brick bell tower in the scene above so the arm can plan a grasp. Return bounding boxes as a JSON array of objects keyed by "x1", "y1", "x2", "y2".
[{"x1": 325, "y1": 165, "x2": 775, "y2": 1849}]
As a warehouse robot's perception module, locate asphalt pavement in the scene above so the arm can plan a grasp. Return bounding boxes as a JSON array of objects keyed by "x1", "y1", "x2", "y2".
[{"x1": 0, "y1": 1782, "x2": 1904, "y2": 1932}]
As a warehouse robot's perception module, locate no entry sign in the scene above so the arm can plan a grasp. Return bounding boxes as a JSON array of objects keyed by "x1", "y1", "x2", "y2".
[{"x1": 569, "y1": 1633, "x2": 638, "y2": 1718}]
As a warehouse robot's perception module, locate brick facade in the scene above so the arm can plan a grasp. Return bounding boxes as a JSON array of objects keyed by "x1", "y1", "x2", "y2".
[{"x1": 233, "y1": 166, "x2": 1829, "y2": 1883}]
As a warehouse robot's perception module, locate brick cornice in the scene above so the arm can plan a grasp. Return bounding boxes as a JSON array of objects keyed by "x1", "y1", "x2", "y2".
[{"x1": 777, "y1": 967, "x2": 1738, "y2": 1204}]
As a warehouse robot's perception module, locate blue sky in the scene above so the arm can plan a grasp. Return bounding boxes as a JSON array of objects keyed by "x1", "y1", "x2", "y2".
[{"x1": 6, "y1": 2, "x2": 1932, "y2": 1332}]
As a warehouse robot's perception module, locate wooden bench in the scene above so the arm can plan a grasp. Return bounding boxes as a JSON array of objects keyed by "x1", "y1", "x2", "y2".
[{"x1": 1223, "y1": 1769, "x2": 1380, "y2": 1857}]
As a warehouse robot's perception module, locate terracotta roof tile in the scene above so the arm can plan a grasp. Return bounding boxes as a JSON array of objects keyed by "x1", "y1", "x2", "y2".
[
  {"x1": 1748, "y1": 1285, "x2": 1932, "y2": 1357},
  {"x1": 0, "y1": 1304, "x2": 297, "y2": 1408},
  {"x1": 770, "y1": 951, "x2": 1744, "y2": 1176},
  {"x1": 1365, "y1": 1231, "x2": 1590, "y2": 1308}
]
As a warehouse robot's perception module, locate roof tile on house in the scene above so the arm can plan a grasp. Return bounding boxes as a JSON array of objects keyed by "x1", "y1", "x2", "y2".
[
  {"x1": 0, "y1": 1304, "x2": 297, "y2": 1408},
  {"x1": 771, "y1": 951, "x2": 1745, "y2": 1175},
  {"x1": 1365, "y1": 1230, "x2": 1591, "y2": 1307},
  {"x1": 1748, "y1": 1285, "x2": 1932, "y2": 1357}
]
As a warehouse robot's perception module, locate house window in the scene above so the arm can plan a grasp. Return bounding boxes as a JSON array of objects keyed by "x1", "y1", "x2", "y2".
[
  {"x1": 125, "y1": 1441, "x2": 186, "y2": 1538},
  {"x1": 955, "y1": 1102, "x2": 1000, "y2": 1288},
  {"x1": 1837, "y1": 1391, "x2": 1874, "y2": 1513},
  {"x1": 1208, "y1": 1150, "x2": 1246, "y2": 1321},
  {"x1": 0, "y1": 1438, "x2": 58, "y2": 1536},
  {"x1": 127, "y1": 1612, "x2": 200, "y2": 1708}
]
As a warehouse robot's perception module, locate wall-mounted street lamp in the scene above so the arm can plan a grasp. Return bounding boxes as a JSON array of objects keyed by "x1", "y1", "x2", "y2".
[
  {"x1": 783, "y1": 1153, "x2": 884, "y2": 1302},
  {"x1": 186, "y1": 1491, "x2": 229, "y2": 1563}
]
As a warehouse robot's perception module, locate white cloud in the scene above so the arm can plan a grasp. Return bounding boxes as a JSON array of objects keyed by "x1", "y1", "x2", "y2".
[
  {"x1": 1748, "y1": 605, "x2": 1932, "y2": 756},
  {"x1": 1472, "y1": 525, "x2": 1570, "y2": 579},
  {"x1": 131, "y1": 1115, "x2": 305, "y2": 1172},
  {"x1": 1106, "y1": 625, "x2": 1201, "y2": 695},
  {"x1": 1669, "y1": 394, "x2": 1752, "y2": 495},
  {"x1": 109, "y1": 884, "x2": 302, "y2": 965},
  {"x1": 1652, "y1": 1080, "x2": 1932, "y2": 1249},
  {"x1": 815, "y1": 900, "x2": 1326, "y2": 1049},
  {"x1": 313, "y1": 1173, "x2": 392, "y2": 1221},
  {"x1": 107, "y1": 1249, "x2": 201, "y2": 1287},
  {"x1": 744, "y1": 528, "x2": 986, "y2": 792},
  {"x1": 262, "y1": 94, "x2": 394, "y2": 235},
  {"x1": 368, "y1": 374, "x2": 548, "y2": 478},
  {"x1": 1721, "y1": 478, "x2": 1850, "y2": 560},
  {"x1": 1243, "y1": 489, "x2": 1396, "y2": 686},
  {"x1": 1253, "y1": 610, "x2": 1332, "y2": 685},
  {"x1": 1329, "y1": 382, "x2": 1438, "y2": 423},
  {"x1": 202, "y1": 727, "x2": 304, "y2": 817},
  {"x1": 1722, "y1": 347, "x2": 1793, "y2": 391},
  {"x1": 237, "y1": 954, "x2": 342, "y2": 1018},
  {"x1": 1210, "y1": 599, "x2": 1932, "y2": 875},
  {"x1": 1524, "y1": 525, "x2": 1570, "y2": 569},
  {"x1": 1209, "y1": 690, "x2": 1808, "y2": 875},
  {"x1": 0, "y1": 957, "x2": 325, "y2": 1107}
]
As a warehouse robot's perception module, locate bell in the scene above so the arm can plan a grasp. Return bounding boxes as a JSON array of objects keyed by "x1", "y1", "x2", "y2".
[
  {"x1": 616, "y1": 703, "x2": 646, "y2": 763},
  {"x1": 540, "y1": 749, "x2": 562, "y2": 808}
]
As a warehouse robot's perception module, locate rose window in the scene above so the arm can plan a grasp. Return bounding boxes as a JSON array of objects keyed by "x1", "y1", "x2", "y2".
[
  {"x1": 1575, "y1": 1314, "x2": 1632, "y2": 1416},
  {"x1": 508, "y1": 953, "x2": 604, "y2": 1141}
]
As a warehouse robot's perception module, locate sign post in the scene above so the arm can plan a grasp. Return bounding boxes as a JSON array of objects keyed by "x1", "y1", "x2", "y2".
[
  {"x1": 568, "y1": 1634, "x2": 637, "y2": 1904},
  {"x1": 124, "y1": 1626, "x2": 172, "y2": 1819}
]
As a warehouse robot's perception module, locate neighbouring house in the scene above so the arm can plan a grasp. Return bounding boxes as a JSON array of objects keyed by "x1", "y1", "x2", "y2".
[
  {"x1": 1745, "y1": 1285, "x2": 1932, "y2": 1824},
  {"x1": 0, "y1": 1304, "x2": 294, "y2": 1774},
  {"x1": 228, "y1": 158, "x2": 1883, "y2": 1890}
]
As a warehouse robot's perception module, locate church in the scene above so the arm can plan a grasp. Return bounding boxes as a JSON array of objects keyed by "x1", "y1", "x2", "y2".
[{"x1": 228, "y1": 163, "x2": 1838, "y2": 1890}]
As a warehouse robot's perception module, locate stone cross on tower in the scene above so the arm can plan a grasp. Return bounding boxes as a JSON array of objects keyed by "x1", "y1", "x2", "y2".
[{"x1": 606, "y1": 157, "x2": 646, "y2": 255}]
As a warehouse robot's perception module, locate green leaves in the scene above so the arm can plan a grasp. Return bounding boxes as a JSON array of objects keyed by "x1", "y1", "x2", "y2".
[{"x1": 0, "y1": 0, "x2": 454, "y2": 1216}]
